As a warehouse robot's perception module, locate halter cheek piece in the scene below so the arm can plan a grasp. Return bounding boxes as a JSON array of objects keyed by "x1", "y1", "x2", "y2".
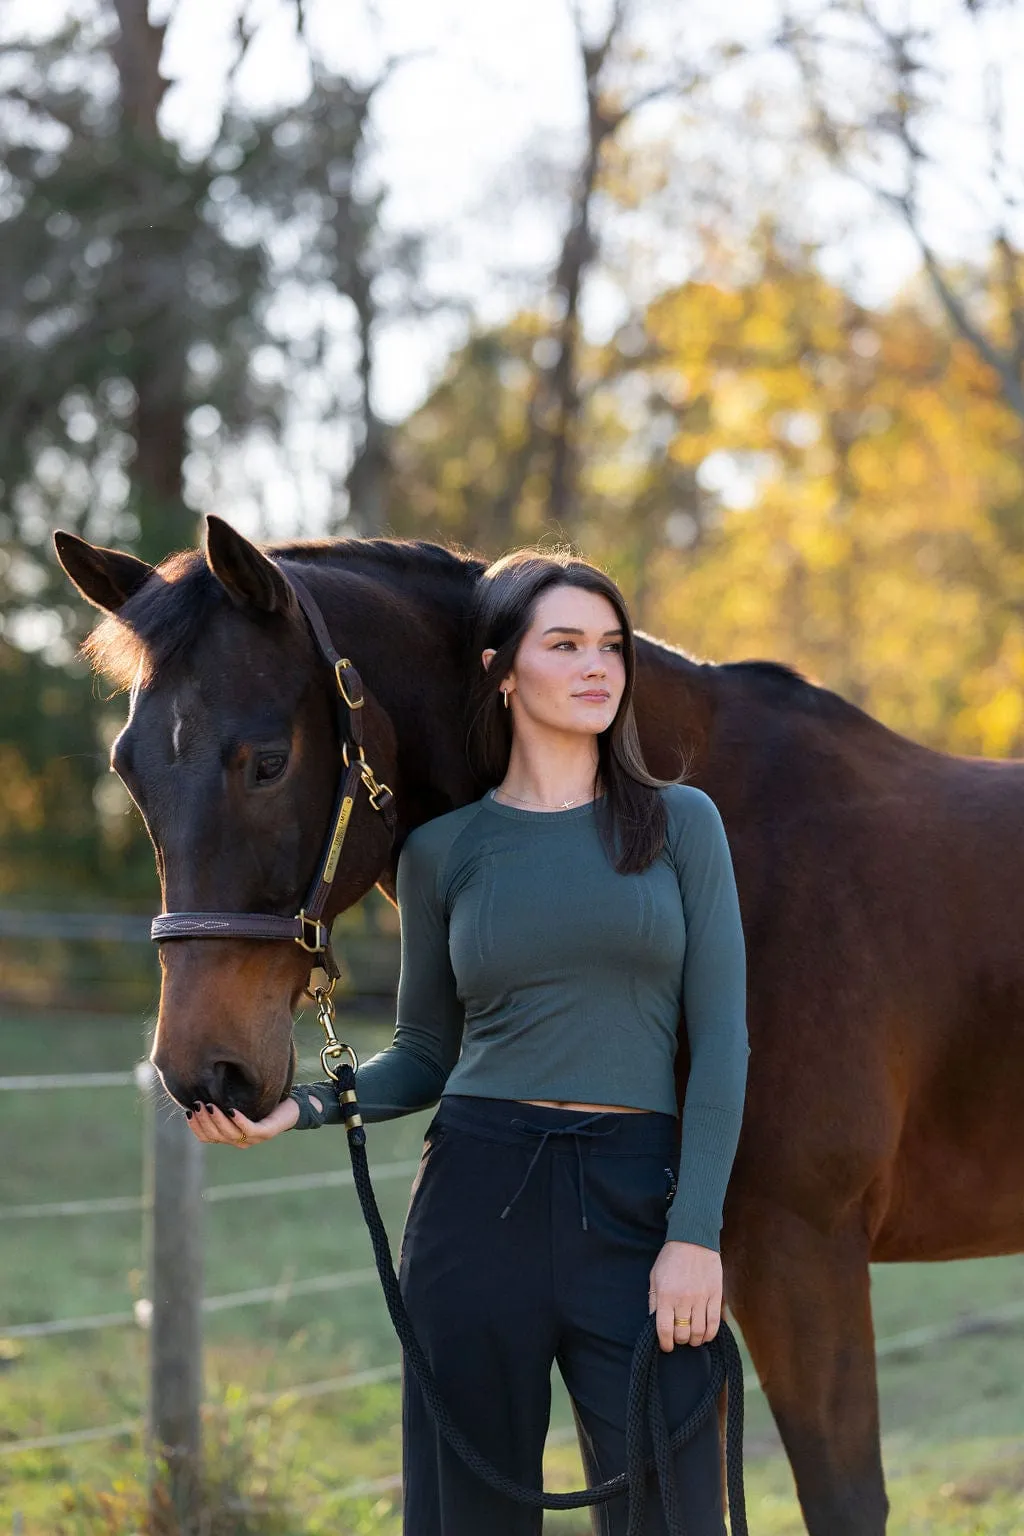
[{"x1": 149, "y1": 568, "x2": 398, "y2": 1078}]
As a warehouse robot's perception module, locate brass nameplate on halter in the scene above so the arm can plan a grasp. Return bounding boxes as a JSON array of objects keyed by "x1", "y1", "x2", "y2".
[{"x1": 323, "y1": 795, "x2": 355, "y2": 883}]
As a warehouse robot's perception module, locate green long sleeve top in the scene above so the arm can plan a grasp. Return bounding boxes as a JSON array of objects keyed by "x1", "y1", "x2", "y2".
[{"x1": 301, "y1": 783, "x2": 749, "y2": 1251}]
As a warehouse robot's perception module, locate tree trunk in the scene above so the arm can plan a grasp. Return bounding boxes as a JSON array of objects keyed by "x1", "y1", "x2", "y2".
[{"x1": 110, "y1": 0, "x2": 198, "y2": 560}]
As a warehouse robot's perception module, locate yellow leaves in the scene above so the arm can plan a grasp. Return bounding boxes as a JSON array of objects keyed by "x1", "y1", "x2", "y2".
[
  {"x1": 744, "y1": 306, "x2": 792, "y2": 358},
  {"x1": 952, "y1": 620, "x2": 1024, "y2": 757},
  {"x1": 712, "y1": 373, "x2": 767, "y2": 435},
  {"x1": 647, "y1": 282, "x2": 746, "y2": 366},
  {"x1": 793, "y1": 513, "x2": 847, "y2": 573},
  {"x1": 636, "y1": 237, "x2": 1024, "y2": 751},
  {"x1": 848, "y1": 438, "x2": 889, "y2": 494},
  {"x1": 974, "y1": 686, "x2": 1024, "y2": 758},
  {"x1": 891, "y1": 438, "x2": 931, "y2": 490}
]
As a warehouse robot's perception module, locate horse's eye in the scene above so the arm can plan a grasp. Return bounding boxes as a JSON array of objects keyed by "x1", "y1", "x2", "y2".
[{"x1": 254, "y1": 752, "x2": 288, "y2": 784}]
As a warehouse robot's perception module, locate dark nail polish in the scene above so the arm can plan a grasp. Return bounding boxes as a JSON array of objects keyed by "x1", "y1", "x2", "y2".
[
  {"x1": 205, "y1": 1103, "x2": 214, "y2": 1114},
  {"x1": 227, "y1": 1109, "x2": 237, "y2": 1118},
  {"x1": 193, "y1": 1102, "x2": 202, "y2": 1112},
  {"x1": 185, "y1": 1109, "x2": 192, "y2": 1120}
]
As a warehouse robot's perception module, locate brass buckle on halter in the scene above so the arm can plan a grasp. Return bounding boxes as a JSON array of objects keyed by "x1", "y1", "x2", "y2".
[
  {"x1": 335, "y1": 659, "x2": 364, "y2": 709},
  {"x1": 295, "y1": 911, "x2": 328, "y2": 954}
]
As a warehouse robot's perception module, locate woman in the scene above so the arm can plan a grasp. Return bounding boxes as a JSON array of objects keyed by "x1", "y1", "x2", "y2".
[{"x1": 188, "y1": 547, "x2": 749, "y2": 1536}]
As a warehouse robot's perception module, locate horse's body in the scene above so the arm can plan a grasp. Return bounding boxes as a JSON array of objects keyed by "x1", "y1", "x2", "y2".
[{"x1": 54, "y1": 519, "x2": 1024, "y2": 1535}]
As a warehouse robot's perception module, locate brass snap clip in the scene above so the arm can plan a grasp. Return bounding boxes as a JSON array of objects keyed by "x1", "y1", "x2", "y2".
[{"x1": 310, "y1": 980, "x2": 359, "y2": 1082}]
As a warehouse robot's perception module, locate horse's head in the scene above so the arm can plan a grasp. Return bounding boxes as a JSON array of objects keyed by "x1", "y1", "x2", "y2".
[{"x1": 54, "y1": 516, "x2": 399, "y2": 1118}]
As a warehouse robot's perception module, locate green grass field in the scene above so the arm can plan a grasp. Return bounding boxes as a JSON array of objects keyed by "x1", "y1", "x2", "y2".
[{"x1": 2, "y1": 1008, "x2": 1023, "y2": 1533}]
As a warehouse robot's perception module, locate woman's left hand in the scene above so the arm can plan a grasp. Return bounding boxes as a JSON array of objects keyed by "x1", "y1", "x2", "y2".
[{"x1": 648, "y1": 1240, "x2": 723, "y2": 1352}]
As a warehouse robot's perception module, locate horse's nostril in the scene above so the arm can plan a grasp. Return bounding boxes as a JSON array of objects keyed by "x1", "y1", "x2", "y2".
[{"x1": 207, "y1": 1059, "x2": 258, "y2": 1111}]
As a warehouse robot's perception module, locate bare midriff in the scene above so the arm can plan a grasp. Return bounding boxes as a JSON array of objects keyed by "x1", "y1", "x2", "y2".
[{"x1": 519, "y1": 1099, "x2": 651, "y2": 1113}]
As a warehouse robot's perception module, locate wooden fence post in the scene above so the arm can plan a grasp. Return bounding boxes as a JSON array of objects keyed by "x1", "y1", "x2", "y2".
[{"x1": 141, "y1": 1064, "x2": 204, "y2": 1531}]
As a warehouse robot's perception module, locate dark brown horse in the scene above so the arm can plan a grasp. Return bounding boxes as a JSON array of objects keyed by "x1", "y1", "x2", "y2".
[{"x1": 54, "y1": 514, "x2": 1024, "y2": 1535}]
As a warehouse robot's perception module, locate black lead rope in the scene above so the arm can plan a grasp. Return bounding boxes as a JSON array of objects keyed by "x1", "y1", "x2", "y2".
[{"x1": 332, "y1": 1064, "x2": 748, "y2": 1535}]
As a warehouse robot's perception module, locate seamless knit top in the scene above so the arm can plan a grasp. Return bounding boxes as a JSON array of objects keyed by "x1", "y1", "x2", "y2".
[{"x1": 350, "y1": 781, "x2": 749, "y2": 1252}]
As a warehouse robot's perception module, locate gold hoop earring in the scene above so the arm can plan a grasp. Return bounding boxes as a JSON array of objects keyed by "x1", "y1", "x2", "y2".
[{"x1": 502, "y1": 689, "x2": 510, "y2": 709}]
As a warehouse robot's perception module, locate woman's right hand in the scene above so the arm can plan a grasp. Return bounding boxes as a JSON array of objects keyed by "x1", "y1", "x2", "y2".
[{"x1": 185, "y1": 1094, "x2": 299, "y2": 1148}]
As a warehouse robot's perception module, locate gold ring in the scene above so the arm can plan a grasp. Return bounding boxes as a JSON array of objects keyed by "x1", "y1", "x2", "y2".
[
  {"x1": 237, "y1": 1129, "x2": 248, "y2": 1145},
  {"x1": 673, "y1": 1317, "x2": 691, "y2": 1329}
]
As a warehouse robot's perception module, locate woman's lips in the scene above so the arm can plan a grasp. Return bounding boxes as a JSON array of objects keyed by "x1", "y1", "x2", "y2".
[{"x1": 575, "y1": 692, "x2": 610, "y2": 700}]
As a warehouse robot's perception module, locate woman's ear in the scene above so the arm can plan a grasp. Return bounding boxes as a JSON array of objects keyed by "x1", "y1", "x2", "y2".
[{"x1": 482, "y1": 648, "x2": 514, "y2": 696}]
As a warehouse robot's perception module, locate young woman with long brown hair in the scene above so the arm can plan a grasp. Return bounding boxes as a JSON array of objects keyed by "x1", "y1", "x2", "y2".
[{"x1": 189, "y1": 547, "x2": 749, "y2": 1535}]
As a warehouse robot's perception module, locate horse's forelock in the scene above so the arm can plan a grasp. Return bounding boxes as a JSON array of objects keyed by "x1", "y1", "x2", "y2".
[{"x1": 82, "y1": 551, "x2": 223, "y2": 692}]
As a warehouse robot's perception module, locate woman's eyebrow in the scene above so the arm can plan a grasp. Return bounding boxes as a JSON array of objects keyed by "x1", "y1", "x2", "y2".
[{"x1": 541, "y1": 625, "x2": 624, "y2": 636}]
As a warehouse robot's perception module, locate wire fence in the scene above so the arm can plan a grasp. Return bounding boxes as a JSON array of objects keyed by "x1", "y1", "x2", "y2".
[
  {"x1": 5, "y1": 979, "x2": 1024, "y2": 1522},
  {"x1": 5, "y1": 1059, "x2": 1024, "y2": 1459},
  {"x1": 0, "y1": 1158, "x2": 421, "y2": 1221},
  {"x1": 0, "y1": 1048, "x2": 414, "y2": 1482}
]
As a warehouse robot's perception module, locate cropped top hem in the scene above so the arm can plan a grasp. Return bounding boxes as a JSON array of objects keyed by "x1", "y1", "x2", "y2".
[{"x1": 439, "y1": 1077, "x2": 678, "y2": 1117}]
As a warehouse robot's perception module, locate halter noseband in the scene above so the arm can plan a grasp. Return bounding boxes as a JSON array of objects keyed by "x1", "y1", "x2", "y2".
[{"x1": 150, "y1": 568, "x2": 397, "y2": 994}]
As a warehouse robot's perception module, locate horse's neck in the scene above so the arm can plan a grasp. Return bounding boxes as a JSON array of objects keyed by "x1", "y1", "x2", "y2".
[{"x1": 632, "y1": 638, "x2": 721, "y2": 778}]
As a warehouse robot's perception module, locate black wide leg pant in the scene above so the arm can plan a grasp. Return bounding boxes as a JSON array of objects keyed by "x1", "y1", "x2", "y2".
[{"x1": 397, "y1": 1095, "x2": 726, "y2": 1536}]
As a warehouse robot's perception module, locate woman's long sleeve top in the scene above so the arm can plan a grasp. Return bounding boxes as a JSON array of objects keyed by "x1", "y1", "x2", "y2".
[{"x1": 294, "y1": 784, "x2": 749, "y2": 1251}]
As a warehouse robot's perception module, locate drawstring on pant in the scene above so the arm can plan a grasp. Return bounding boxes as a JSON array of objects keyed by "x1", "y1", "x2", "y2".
[{"x1": 499, "y1": 1112, "x2": 619, "y2": 1230}]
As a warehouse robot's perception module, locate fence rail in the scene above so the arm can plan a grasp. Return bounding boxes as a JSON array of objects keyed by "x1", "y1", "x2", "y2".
[
  {"x1": 0, "y1": 1158, "x2": 421, "y2": 1221},
  {"x1": 0, "y1": 911, "x2": 153, "y2": 942},
  {"x1": 0, "y1": 1071, "x2": 138, "y2": 1091},
  {"x1": 3, "y1": 1265, "x2": 383, "y2": 1338}
]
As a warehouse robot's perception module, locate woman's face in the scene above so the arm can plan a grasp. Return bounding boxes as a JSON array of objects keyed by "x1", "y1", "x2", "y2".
[{"x1": 482, "y1": 583, "x2": 627, "y2": 739}]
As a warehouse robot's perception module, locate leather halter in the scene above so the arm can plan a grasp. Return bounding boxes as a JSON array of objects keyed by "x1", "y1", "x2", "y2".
[{"x1": 150, "y1": 568, "x2": 397, "y2": 983}]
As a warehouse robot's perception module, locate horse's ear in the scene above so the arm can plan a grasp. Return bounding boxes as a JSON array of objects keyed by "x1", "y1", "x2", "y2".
[
  {"x1": 53, "y1": 530, "x2": 154, "y2": 613},
  {"x1": 204, "y1": 515, "x2": 294, "y2": 615}
]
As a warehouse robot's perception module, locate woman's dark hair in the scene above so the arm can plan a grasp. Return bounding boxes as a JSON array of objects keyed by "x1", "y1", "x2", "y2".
[{"x1": 464, "y1": 547, "x2": 693, "y2": 875}]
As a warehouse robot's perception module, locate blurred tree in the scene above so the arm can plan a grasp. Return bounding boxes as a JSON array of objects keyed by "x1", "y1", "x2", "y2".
[
  {"x1": 781, "y1": 0, "x2": 1024, "y2": 426},
  {"x1": 0, "y1": 0, "x2": 416, "y2": 904},
  {"x1": 489, "y1": 0, "x2": 732, "y2": 536},
  {"x1": 388, "y1": 323, "x2": 541, "y2": 551},
  {"x1": 642, "y1": 226, "x2": 1024, "y2": 754},
  {"x1": 388, "y1": 222, "x2": 1024, "y2": 756}
]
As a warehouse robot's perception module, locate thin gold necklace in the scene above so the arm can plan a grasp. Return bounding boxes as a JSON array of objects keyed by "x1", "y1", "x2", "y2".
[{"x1": 492, "y1": 784, "x2": 599, "y2": 811}]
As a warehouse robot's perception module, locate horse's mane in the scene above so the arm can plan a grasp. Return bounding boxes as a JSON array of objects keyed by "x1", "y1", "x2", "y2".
[
  {"x1": 83, "y1": 536, "x2": 486, "y2": 692},
  {"x1": 633, "y1": 624, "x2": 860, "y2": 725},
  {"x1": 719, "y1": 657, "x2": 867, "y2": 724},
  {"x1": 270, "y1": 535, "x2": 487, "y2": 582}
]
